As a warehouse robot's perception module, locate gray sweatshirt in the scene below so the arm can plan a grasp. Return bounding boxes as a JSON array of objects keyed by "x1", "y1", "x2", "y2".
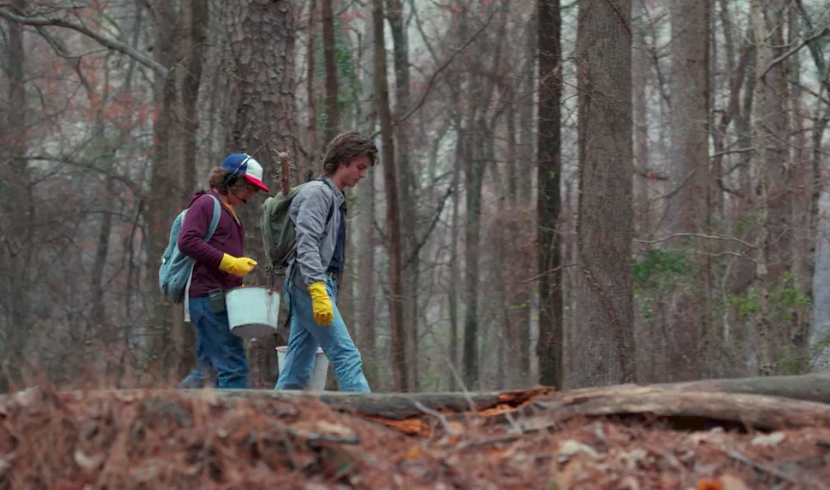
[{"x1": 288, "y1": 178, "x2": 344, "y2": 289}]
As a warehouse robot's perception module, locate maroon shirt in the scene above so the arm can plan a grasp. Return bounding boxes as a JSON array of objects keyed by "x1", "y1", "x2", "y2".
[{"x1": 177, "y1": 190, "x2": 245, "y2": 297}]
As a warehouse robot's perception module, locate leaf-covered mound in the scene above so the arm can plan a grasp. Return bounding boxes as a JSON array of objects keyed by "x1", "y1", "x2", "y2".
[{"x1": 0, "y1": 386, "x2": 827, "y2": 489}]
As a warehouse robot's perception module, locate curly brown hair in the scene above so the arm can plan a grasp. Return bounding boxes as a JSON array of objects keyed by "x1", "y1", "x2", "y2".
[
  {"x1": 208, "y1": 167, "x2": 255, "y2": 195},
  {"x1": 321, "y1": 131, "x2": 378, "y2": 177}
]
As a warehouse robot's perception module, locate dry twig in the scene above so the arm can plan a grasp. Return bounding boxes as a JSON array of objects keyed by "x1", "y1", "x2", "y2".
[
  {"x1": 725, "y1": 449, "x2": 797, "y2": 484},
  {"x1": 413, "y1": 401, "x2": 455, "y2": 436}
]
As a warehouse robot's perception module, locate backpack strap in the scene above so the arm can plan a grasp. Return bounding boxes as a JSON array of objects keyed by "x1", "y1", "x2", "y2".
[
  {"x1": 205, "y1": 194, "x2": 222, "y2": 241},
  {"x1": 183, "y1": 195, "x2": 222, "y2": 308}
]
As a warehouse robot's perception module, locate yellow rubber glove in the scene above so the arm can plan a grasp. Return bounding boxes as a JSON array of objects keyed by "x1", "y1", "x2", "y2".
[
  {"x1": 218, "y1": 253, "x2": 257, "y2": 277},
  {"x1": 308, "y1": 281, "x2": 334, "y2": 326}
]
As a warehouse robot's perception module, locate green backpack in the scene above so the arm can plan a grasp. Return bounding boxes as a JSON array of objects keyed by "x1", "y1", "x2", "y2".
[{"x1": 260, "y1": 179, "x2": 335, "y2": 271}]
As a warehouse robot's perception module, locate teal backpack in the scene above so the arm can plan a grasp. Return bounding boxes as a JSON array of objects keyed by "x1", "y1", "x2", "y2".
[
  {"x1": 159, "y1": 194, "x2": 221, "y2": 303},
  {"x1": 260, "y1": 179, "x2": 335, "y2": 272}
]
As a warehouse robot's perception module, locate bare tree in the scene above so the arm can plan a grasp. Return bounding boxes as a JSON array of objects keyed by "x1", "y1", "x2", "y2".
[
  {"x1": 0, "y1": 0, "x2": 30, "y2": 390},
  {"x1": 667, "y1": 0, "x2": 712, "y2": 380},
  {"x1": 227, "y1": 0, "x2": 297, "y2": 387},
  {"x1": 569, "y1": 0, "x2": 636, "y2": 388},
  {"x1": 372, "y1": 0, "x2": 408, "y2": 392},
  {"x1": 536, "y1": 0, "x2": 564, "y2": 388},
  {"x1": 322, "y1": 0, "x2": 339, "y2": 143}
]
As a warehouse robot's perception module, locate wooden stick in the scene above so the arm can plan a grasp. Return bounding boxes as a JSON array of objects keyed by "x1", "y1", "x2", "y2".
[
  {"x1": 725, "y1": 449, "x2": 798, "y2": 484},
  {"x1": 277, "y1": 151, "x2": 291, "y2": 196}
]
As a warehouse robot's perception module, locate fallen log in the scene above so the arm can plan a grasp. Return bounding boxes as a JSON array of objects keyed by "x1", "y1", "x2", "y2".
[
  {"x1": 149, "y1": 386, "x2": 554, "y2": 420},
  {"x1": 514, "y1": 387, "x2": 830, "y2": 432},
  {"x1": 655, "y1": 373, "x2": 830, "y2": 404},
  {"x1": 6, "y1": 374, "x2": 829, "y2": 434},
  {"x1": 208, "y1": 373, "x2": 830, "y2": 417}
]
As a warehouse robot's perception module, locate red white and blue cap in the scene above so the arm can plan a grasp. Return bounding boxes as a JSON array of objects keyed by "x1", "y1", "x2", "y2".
[{"x1": 221, "y1": 153, "x2": 270, "y2": 193}]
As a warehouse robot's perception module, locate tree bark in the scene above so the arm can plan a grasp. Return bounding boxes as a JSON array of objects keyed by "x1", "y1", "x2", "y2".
[
  {"x1": 371, "y1": 0, "x2": 408, "y2": 392},
  {"x1": 461, "y1": 2, "x2": 507, "y2": 389},
  {"x1": 306, "y1": 0, "x2": 319, "y2": 167},
  {"x1": 0, "y1": 0, "x2": 31, "y2": 391},
  {"x1": 751, "y1": 0, "x2": 774, "y2": 376},
  {"x1": 517, "y1": 11, "x2": 537, "y2": 382},
  {"x1": 632, "y1": 7, "x2": 651, "y2": 238},
  {"x1": 447, "y1": 131, "x2": 462, "y2": 391},
  {"x1": 174, "y1": 0, "x2": 209, "y2": 380},
  {"x1": 356, "y1": 0, "x2": 379, "y2": 389},
  {"x1": 536, "y1": 0, "x2": 563, "y2": 389},
  {"x1": 322, "y1": 0, "x2": 339, "y2": 143},
  {"x1": 667, "y1": 0, "x2": 713, "y2": 380},
  {"x1": 795, "y1": 0, "x2": 830, "y2": 371},
  {"x1": 144, "y1": 1, "x2": 185, "y2": 379},
  {"x1": 357, "y1": 170, "x2": 379, "y2": 388},
  {"x1": 569, "y1": 0, "x2": 635, "y2": 388},
  {"x1": 227, "y1": 0, "x2": 296, "y2": 387},
  {"x1": 386, "y1": 0, "x2": 420, "y2": 391},
  {"x1": 462, "y1": 113, "x2": 484, "y2": 390}
]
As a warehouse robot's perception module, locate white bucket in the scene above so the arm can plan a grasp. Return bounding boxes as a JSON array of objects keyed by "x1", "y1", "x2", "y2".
[
  {"x1": 276, "y1": 346, "x2": 330, "y2": 391},
  {"x1": 225, "y1": 286, "x2": 280, "y2": 339}
]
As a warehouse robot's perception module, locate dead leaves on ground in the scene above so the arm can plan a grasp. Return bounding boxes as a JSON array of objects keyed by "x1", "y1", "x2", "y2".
[{"x1": 0, "y1": 386, "x2": 827, "y2": 489}]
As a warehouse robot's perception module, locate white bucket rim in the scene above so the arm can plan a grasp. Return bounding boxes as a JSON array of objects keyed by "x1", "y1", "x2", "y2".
[
  {"x1": 227, "y1": 285, "x2": 279, "y2": 293},
  {"x1": 276, "y1": 346, "x2": 324, "y2": 355}
]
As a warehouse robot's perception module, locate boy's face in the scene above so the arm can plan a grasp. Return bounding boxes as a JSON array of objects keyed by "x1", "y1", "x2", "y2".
[
  {"x1": 338, "y1": 155, "x2": 371, "y2": 188},
  {"x1": 228, "y1": 180, "x2": 258, "y2": 205}
]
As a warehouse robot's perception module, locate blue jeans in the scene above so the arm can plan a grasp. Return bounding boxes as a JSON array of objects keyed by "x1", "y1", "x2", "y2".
[
  {"x1": 275, "y1": 275, "x2": 370, "y2": 392},
  {"x1": 178, "y1": 296, "x2": 250, "y2": 389}
]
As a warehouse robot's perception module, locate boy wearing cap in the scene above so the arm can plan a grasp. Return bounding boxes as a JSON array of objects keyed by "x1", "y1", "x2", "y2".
[
  {"x1": 276, "y1": 132, "x2": 377, "y2": 393},
  {"x1": 177, "y1": 153, "x2": 270, "y2": 389}
]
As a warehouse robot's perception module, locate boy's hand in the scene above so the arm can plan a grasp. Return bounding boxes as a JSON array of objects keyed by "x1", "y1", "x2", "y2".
[
  {"x1": 308, "y1": 281, "x2": 334, "y2": 326},
  {"x1": 219, "y1": 254, "x2": 257, "y2": 277}
]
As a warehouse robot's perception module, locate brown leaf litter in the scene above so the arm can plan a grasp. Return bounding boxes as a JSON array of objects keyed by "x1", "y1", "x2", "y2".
[{"x1": 0, "y1": 386, "x2": 827, "y2": 489}]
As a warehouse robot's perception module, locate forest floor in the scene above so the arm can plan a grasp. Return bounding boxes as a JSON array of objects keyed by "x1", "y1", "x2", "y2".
[{"x1": 0, "y1": 385, "x2": 828, "y2": 490}]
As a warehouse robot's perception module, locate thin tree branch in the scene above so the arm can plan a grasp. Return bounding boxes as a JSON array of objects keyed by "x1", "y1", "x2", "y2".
[
  {"x1": 636, "y1": 233, "x2": 756, "y2": 249},
  {"x1": 761, "y1": 27, "x2": 830, "y2": 79},
  {"x1": 523, "y1": 263, "x2": 576, "y2": 284},
  {"x1": 370, "y1": 6, "x2": 499, "y2": 139},
  {"x1": 634, "y1": 167, "x2": 668, "y2": 181},
  {"x1": 649, "y1": 168, "x2": 696, "y2": 203},
  {"x1": 404, "y1": 184, "x2": 453, "y2": 270},
  {"x1": 0, "y1": 8, "x2": 168, "y2": 77}
]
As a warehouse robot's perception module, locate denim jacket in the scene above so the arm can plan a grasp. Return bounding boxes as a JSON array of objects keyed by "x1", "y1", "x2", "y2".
[{"x1": 288, "y1": 178, "x2": 344, "y2": 289}]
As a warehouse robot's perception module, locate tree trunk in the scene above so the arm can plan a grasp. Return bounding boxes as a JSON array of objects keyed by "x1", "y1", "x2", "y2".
[
  {"x1": 517, "y1": 11, "x2": 537, "y2": 381},
  {"x1": 322, "y1": 0, "x2": 339, "y2": 143},
  {"x1": 144, "y1": 2, "x2": 185, "y2": 380},
  {"x1": 372, "y1": 0, "x2": 408, "y2": 392},
  {"x1": 667, "y1": 0, "x2": 712, "y2": 380},
  {"x1": 357, "y1": 170, "x2": 379, "y2": 388},
  {"x1": 569, "y1": 0, "x2": 635, "y2": 388},
  {"x1": 448, "y1": 133, "x2": 462, "y2": 391},
  {"x1": 172, "y1": 0, "x2": 210, "y2": 380},
  {"x1": 765, "y1": 0, "x2": 793, "y2": 370},
  {"x1": 632, "y1": 9, "x2": 651, "y2": 238},
  {"x1": 227, "y1": 0, "x2": 296, "y2": 388},
  {"x1": 386, "y1": 0, "x2": 420, "y2": 391},
  {"x1": 460, "y1": 2, "x2": 508, "y2": 389},
  {"x1": 751, "y1": 0, "x2": 774, "y2": 376},
  {"x1": 536, "y1": 0, "x2": 563, "y2": 389},
  {"x1": 795, "y1": 0, "x2": 830, "y2": 372},
  {"x1": 0, "y1": 0, "x2": 31, "y2": 390},
  {"x1": 462, "y1": 114, "x2": 484, "y2": 390},
  {"x1": 306, "y1": 0, "x2": 319, "y2": 167},
  {"x1": 356, "y1": 0, "x2": 379, "y2": 389}
]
